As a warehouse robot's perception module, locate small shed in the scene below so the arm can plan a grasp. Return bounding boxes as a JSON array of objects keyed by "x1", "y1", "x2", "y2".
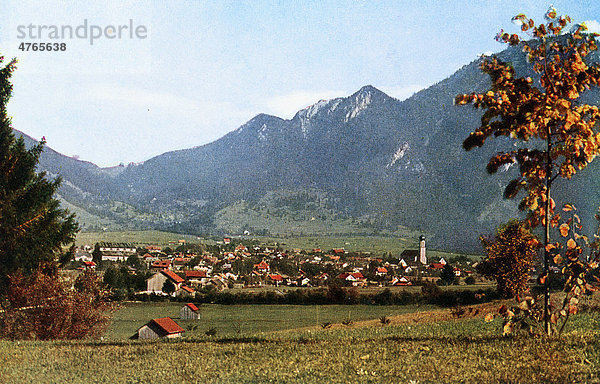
[
  {"x1": 180, "y1": 303, "x2": 201, "y2": 320},
  {"x1": 132, "y1": 317, "x2": 185, "y2": 340}
]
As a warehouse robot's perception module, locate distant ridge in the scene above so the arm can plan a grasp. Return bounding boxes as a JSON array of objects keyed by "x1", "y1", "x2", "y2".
[{"x1": 16, "y1": 45, "x2": 600, "y2": 251}]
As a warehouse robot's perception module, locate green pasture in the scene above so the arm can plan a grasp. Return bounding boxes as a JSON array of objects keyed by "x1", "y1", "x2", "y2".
[
  {"x1": 105, "y1": 302, "x2": 434, "y2": 340},
  {"x1": 2, "y1": 310, "x2": 599, "y2": 383},
  {"x1": 75, "y1": 230, "x2": 205, "y2": 247}
]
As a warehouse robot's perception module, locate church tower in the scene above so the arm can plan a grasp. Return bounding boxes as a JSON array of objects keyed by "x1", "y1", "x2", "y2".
[{"x1": 419, "y1": 235, "x2": 427, "y2": 265}]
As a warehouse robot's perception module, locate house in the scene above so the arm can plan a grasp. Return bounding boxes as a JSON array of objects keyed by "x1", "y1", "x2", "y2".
[
  {"x1": 176, "y1": 285, "x2": 195, "y2": 298},
  {"x1": 295, "y1": 277, "x2": 311, "y2": 287},
  {"x1": 429, "y1": 263, "x2": 445, "y2": 270},
  {"x1": 314, "y1": 272, "x2": 329, "y2": 284},
  {"x1": 400, "y1": 250, "x2": 419, "y2": 263},
  {"x1": 223, "y1": 237, "x2": 231, "y2": 244},
  {"x1": 82, "y1": 261, "x2": 96, "y2": 270},
  {"x1": 180, "y1": 303, "x2": 201, "y2": 320},
  {"x1": 74, "y1": 249, "x2": 93, "y2": 262},
  {"x1": 337, "y1": 272, "x2": 366, "y2": 287},
  {"x1": 375, "y1": 267, "x2": 388, "y2": 276},
  {"x1": 268, "y1": 274, "x2": 284, "y2": 286},
  {"x1": 146, "y1": 245, "x2": 162, "y2": 253},
  {"x1": 146, "y1": 270, "x2": 185, "y2": 294},
  {"x1": 132, "y1": 317, "x2": 185, "y2": 339},
  {"x1": 390, "y1": 276, "x2": 412, "y2": 286},
  {"x1": 184, "y1": 270, "x2": 208, "y2": 286},
  {"x1": 151, "y1": 259, "x2": 171, "y2": 270},
  {"x1": 235, "y1": 244, "x2": 248, "y2": 252},
  {"x1": 254, "y1": 260, "x2": 270, "y2": 273},
  {"x1": 172, "y1": 257, "x2": 190, "y2": 270},
  {"x1": 98, "y1": 242, "x2": 137, "y2": 262}
]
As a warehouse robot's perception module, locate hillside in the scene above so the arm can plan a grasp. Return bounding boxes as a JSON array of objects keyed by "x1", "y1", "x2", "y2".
[{"x1": 17, "y1": 43, "x2": 600, "y2": 251}]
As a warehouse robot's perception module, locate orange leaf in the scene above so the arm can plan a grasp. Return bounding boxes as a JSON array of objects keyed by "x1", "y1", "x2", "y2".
[
  {"x1": 559, "y1": 223, "x2": 570, "y2": 237},
  {"x1": 538, "y1": 274, "x2": 547, "y2": 284},
  {"x1": 567, "y1": 239, "x2": 577, "y2": 249}
]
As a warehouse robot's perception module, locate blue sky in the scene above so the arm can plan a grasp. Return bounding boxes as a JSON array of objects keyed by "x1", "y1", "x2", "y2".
[{"x1": 1, "y1": 0, "x2": 599, "y2": 166}]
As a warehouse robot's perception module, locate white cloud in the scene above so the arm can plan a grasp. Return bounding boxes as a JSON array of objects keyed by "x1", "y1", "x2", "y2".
[
  {"x1": 265, "y1": 90, "x2": 345, "y2": 118},
  {"x1": 379, "y1": 84, "x2": 424, "y2": 101},
  {"x1": 583, "y1": 20, "x2": 600, "y2": 34}
]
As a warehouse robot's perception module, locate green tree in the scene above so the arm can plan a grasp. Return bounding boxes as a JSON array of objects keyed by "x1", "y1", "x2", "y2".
[
  {"x1": 162, "y1": 279, "x2": 176, "y2": 295},
  {"x1": 102, "y1": 266, "x2": 121, "y2": 288},
  {"x1": 456, "y1": 8, "x2": 600, "y2": 334},
  {"x1": 478, "y1": 220, "x2": 538, "y2": 298},
  {"x1": 92, "y1": 243, "x2": 103, "y2": 265},
  {"x1": 125, "y1": 254, "x2": 142, "y2": 270},
  {"x1": 0, "y1": 55, "x2": 78, "y2": 291},
  {"x1": 440, "y1": 264, "x2": 456, "y2": 286}
]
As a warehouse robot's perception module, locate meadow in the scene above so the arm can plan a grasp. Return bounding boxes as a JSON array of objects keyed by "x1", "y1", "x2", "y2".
[
  {"x1": 104, "y1": 302, "x2": 436, "y2": 340},
  {"x1": 1, "y1": 304, "x2": 599, "y2": 383}
]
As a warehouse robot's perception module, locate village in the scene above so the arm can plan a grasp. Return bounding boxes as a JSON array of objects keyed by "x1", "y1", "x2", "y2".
[
  {"x1": 63, "y1": 235, "x2": 483, "y2": 340},
  {"x1": 70, "y1": 235, "x2": 478, "y2": 300}
]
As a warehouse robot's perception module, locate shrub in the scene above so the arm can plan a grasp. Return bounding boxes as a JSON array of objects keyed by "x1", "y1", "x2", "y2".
[{"x1": 0, "y1": 268, "x2": 112, "y2": 340}]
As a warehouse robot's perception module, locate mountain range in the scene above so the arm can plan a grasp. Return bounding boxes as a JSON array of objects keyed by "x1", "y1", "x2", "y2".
[{"x1": 15, "y1": 44, "x2": 600, "y2": 251}]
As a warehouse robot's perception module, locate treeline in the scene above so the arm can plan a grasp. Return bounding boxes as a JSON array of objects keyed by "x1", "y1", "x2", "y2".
[{"x1": 135, "y1": 284, "x2": 499, "y2": 307}]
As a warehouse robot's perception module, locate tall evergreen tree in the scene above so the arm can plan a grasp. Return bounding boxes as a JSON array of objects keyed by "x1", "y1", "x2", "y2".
[{"x1": 0, "y1": 55, "x2": 78, "y2": 290}]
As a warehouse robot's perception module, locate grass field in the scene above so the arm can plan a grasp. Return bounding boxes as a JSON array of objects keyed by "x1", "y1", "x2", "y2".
[
  {"x1": 105, "y1": 302, "x2": 436, "y2": 340},
  {"x1": 75, "y1": 230, "x2": 205, "y2": 247},
  {"x1": 1, "y1": 304, "x2": 599, "y2": 383}
]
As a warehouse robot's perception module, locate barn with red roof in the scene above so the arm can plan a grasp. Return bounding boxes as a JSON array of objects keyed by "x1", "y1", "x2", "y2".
[
  {"x1": 180, "y1": 303, "x2": 201, "y2": 320},
  {"x1": 132, "y1": 317, "x2": 185, "y2": 339}
]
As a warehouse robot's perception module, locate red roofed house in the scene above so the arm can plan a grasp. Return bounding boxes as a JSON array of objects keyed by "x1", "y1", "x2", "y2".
[
  {"x1": 177, "y1": 285, "x2": 195, "y2": 298},
  {"x1": 83, "y1": 261, "x2": 96, "y2": 270},
  {"x1": 146, "y1": 270, "x2": 185, "y2": 294},
  {"x1": 429, "y1": 263, "x2": 445, "y2": 270},
  {"x1": 172, "y1": 257, "x2": 191, "y2": 270},
  {"x1": 390, "y1": 276, "x2": 412, "y2": 286},
  {"x1": 180, "y1": 303, "x2": 201, "y2": 320},
  {"x1": 235, "y1": 244, "x2": 248, "y2": 252},
  {"x1": 184, "y1": 270, "x2": 208, "y2": 286},
  {"x1": 254, "y1": 260, "x2": 270, "y2": 273},
  {"x1": 268, "y1": 274, "x2": 284, "y2": 286},
  {"x1": 375, "y1": 267, "x2": 388, "y2": 276},
  {"x1": 146, "y1": 245, "x2": 162, "y2": 253},
  {"x1": 133, "y1": 317, "x2": 185, "y2": 339},
  {"x1": 151, "y1": 259, "x2": 171, "y2": 270},
  {"x1": 337, "y1": 272, "x2": 366, "y2": 287}
]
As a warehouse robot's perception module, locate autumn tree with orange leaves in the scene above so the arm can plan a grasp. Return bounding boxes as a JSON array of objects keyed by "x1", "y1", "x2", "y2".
[{"x1": 456, "y1": 7, "x2": 600, "y2": 335}]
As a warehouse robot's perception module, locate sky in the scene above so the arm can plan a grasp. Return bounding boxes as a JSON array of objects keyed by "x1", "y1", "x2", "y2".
[{"x1": 0, "y1": 0, "x2": 599, "y2": 166}]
